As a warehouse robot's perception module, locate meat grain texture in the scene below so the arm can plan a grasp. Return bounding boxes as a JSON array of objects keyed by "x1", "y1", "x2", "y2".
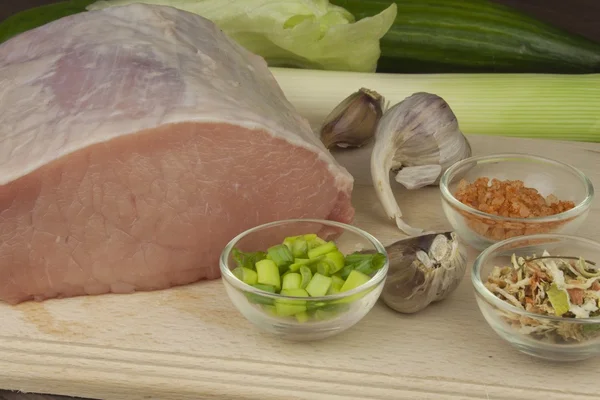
[{"x1": 0, "y1": 4, "x2": 355, "y2": 305}]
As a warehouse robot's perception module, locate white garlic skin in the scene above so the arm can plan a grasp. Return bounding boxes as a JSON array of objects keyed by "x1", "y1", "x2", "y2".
[
  {"x1": 370, "y1": 92, "x2": 472, "y2": 235},
  {"x1": 379, "y1": 92, "x2": 472, "y2": 188}
]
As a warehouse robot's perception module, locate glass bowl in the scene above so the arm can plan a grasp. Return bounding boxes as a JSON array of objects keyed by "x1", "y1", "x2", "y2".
[
  {"x1": 219, "y1": 219, "x2": 389, "y2": 341},
  {"x1": 472, "y1": 234, "x2": 600, "y2": 362},
  {"x1": 440, "y1": 153, "x2": 594, "y2": 251}
]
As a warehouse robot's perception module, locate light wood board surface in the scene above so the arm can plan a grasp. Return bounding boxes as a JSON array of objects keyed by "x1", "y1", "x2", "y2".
[{"x1": 0, "y1": 134, "x2": 599, "y2": 400}]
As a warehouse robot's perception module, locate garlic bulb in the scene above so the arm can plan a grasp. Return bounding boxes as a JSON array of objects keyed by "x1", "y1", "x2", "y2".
[
  {"x1": 371, "y1": 92, "x2": 472, "y2": 235},
  {"x1": 319, "y1": 88, "x2": 385, "y2": 149},
  {"x1": 381, "y1": 231, "x2": 467, "y2": 314}
]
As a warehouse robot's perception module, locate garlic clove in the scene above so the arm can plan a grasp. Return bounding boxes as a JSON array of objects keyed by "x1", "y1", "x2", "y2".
[
  {"x1": 416, "y1": 249, "x2": 433, "y2": 269},
  {"x1": 429, "y1": 233, "x2": 450, "y2": 262},
  {"x1": 371, "y1": 92, "x2": 471, "y2": 235},
  {"x1": 394, "y1": 164, "x2": 443, "y2": 190},
  {"x1": 319, "y1": 88, "x2": 385, "y2": 149},
  {"x1": 380, "y1": 231, "x2": 468, "y2": 314}
]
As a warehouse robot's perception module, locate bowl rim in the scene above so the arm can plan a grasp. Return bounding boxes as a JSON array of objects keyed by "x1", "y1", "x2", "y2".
[
  {"x1": 439, "y1": 153, "x2": 595, "y2": 223},
  {"x1": 471, "y1": 233, "x2": 600, "y2": 324},
  {"x1": 219, "y1": 218, "x2": 390, "y2": 302}
]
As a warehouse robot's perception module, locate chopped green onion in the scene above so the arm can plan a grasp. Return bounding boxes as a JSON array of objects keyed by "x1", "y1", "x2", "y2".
[
  {"x1": 253, "y1": 283, "x2": 276, "y2": 293},
  {"x1": 306, "y1": 301, "x2": 328, "y2": 312},
  {"x1": 307, "y1": 235, "x2": 327, "y2": 249},
  {"x1": 331, "y1": 275, "x2": 345, "y2": 292},
  {"x1": 289, "y1": 256, "x2": 323, "y2": 272},
  {"x1": 232, "y1": 248, "x2": 266, "y2": 270},
  {"x1": 317, "y1": 262, "x2": 331, "y2": 277},
  {"x1": 327, "y1": 285, "x2": 340, "y2": 295},
  {"x1": 344, "y1": 252, "x2": 374, "y2": 264},
  {"x1": 324, "y1": 250, "x2": 345, "y2": 274},
  {"x1": 314, "y1": 308, "x2": 338, "y2": 321},
  {"x1": 283, "y1": 235, "x2": 302, "y2": 251},
  {"x1": 338, "y1": 264, "x2": 354, "y2": 280},
  {"x1": 371, "y1": 253, "x2": 387, "y2": 270},
  {"x1": 245, "y1": 283, "x2": 277, "y2": 305},
  {"x1": 305, "y1": 273, "x2": 333, "y2": 297},
  {"x1": 308, "y1": 241, "x2": 337, "y2": 259},
  {"x1": 231, "y1": 232, "x2": 386, "y2": 323},
  {"x1": 276, "y1": 288, "x2": 309, "y2": 316},
  {"x1": 232, "y1": 266, "x2": 258, "y2": 285},
  {"x1": 295, "y1": 311, "x2": 310, "y2": 323},
  {"x1": 282, "y1": 273, "x2": 302, "y2": 290},
  {"x1": 341, "y1": 270, "x2": 371, "y2": 293},
  {"x1": 291, "y1": 238, "x2": 309, "y2": 258},
  {"x1": 280, "y1": 288, "x2": 309, "y2": 298},
  {"x1": 267, "y1": 244, "x2": 294, "y2": 268},
  {"x1": 262, "y1": 305, "x2": 278, "y2": 316},
  {"x1": 354, "y1": 259, "x2": 375, "y2": 276},
  {"x1": 256, "y1": 259, "x2": 281, "y2": 291},
  {"x1": 299, "y1": 266, "x2": 313, "y2": 289},
  {"x1": 275, "y1": 301, "x2": 307, "y2": 317}
]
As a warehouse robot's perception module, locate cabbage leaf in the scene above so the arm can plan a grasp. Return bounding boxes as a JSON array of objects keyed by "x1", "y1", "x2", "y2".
[{"x1": 87, "y1": 0, "x2": 397, "y2": 72}]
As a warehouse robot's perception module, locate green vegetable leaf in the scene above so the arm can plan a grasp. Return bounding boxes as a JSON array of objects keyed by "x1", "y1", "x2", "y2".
[
  {"x1": 547, "y1": 283, "x2": 570, "y2": 317},
  {"x1": 86, "y1": 0, "x2": 397, "y2": 72},
  {"x1": 231, "y1": 248, "x2": 266, "y2": 270},
  {"x1": 371, "y1": 253, "x2": 386, "y2": 270}
]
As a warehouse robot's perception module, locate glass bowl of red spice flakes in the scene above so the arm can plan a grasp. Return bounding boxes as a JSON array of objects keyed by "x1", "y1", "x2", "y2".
[{"x1": 439, "y1": 153, "x2": 594, "y2": 251}]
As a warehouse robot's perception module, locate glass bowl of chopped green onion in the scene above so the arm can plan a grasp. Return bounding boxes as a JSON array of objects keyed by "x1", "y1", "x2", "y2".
[
  {"x1": 219, "y1": 219, "x2": 389, "y2": 341},
  {"x1": 440, "y1": 153, "x2": 594, "y2": 251},
  {"x1": 472, "y1": 234, "x2": 600, "y2": 361}
]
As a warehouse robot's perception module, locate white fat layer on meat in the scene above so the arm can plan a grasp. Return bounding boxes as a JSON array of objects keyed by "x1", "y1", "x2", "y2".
[{"x1": 0, "y1": 3, "x2": 353, "y2": 192}]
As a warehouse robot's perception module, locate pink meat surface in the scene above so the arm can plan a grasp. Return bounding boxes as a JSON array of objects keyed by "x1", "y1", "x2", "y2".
[{"x1": 0, "y1": 4, "x2": 355, "y2": 305}]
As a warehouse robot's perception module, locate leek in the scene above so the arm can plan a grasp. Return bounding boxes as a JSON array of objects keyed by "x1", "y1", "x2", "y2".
[{"x1": 269, "y1": 67, "x2": 600, "y2": 142}]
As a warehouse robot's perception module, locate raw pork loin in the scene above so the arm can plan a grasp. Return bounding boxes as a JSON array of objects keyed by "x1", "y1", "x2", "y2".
[{"x1": 0, "y1": 4, "x2": 355, "y2": 305}]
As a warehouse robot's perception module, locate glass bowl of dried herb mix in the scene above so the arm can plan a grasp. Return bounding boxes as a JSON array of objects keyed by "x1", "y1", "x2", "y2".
[
  {"x1": 440, "y1": 153, "x2": 594, "y2": 251},
  {"x1": 472, "y1": 234, "x2": 600, "y2": 361}
]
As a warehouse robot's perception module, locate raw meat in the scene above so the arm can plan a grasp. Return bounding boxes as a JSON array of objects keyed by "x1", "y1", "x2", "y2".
[{"x1": 0, "y1": 4, "x2": 355, "y2": 305}]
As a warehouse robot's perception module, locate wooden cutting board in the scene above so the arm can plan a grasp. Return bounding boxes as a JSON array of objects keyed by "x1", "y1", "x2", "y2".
[{"x1": 1, "y1": 134, "x2": 599, "y2": 400}]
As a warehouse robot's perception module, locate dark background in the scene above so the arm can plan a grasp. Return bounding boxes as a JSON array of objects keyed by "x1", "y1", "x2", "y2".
[{"x1": 2, "y1": 0, "x2": 600, "y2": 44}]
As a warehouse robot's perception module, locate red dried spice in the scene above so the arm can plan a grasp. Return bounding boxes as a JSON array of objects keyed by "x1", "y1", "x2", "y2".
[{"x1": 453, "y1": 177, "x2": 576, "y2": 241}]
